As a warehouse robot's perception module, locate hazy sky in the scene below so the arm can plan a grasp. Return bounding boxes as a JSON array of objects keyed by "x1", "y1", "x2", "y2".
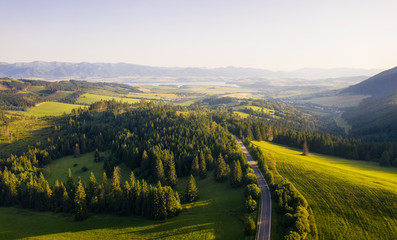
[{"x1": 1, "y1": 0, "x2": 396, "y2": 70}]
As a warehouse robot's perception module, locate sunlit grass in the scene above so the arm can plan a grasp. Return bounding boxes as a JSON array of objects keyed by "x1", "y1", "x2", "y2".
[
  {"x1": 253, "y1": 140, "x2": 397, "y2": 240},
  {"x1": 8, "y1": 102, "x2": 86, "y2": 117}
]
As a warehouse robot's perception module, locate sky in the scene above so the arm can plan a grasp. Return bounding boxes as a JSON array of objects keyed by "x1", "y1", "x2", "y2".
[{"x1": 0, "y1": 0, "x2": 396, "y2": 70}]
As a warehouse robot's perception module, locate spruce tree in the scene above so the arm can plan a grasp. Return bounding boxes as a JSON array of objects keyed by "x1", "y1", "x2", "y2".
[
  {"x1": 62, "y1": 184, "x2": 71, "y2": 213},
  {"x1": 191, "y1": 156, "x2": 199, "y2": 176},
  {"x1": 94, "y1": 149, "x2": 100, "y2": 162},
  {"x1": 230, "y1": 160, "x2": 243, "y2": 187},
  {"x1": 302, "y1": 141, "x2": 309, "y2": 156},
  {"x1": 206, "y1": 150, "x2": 214, "y2": 170},
  {"x1": 99, "y1": 172, "x2": 108, "y2": 211},
  {"x1": 185, "y1": 174, "x2": 199, "y2": 203},
  {"x1": 111, "y1": 167, "x2": 123, "y2": 211},
  {"x1": 66, "y1": 168, "x2": 75, "y2": 201},
  {"x1": 199, "y1": 152, "x2": 207, "y2": 179},
  {"x1": 74, "y1": 143, "x2": 80, "y2": 158},
  {"x1": 165, "y1": 159, "x2": 178, "y2": 187},
  {"x1": 214, "y1": 154, "x2": 230, "y2": 182},
  {"x1": 74, "y1": 179, "x2": 88, "y2": 221},
  {"x1": 154, "y1": 158, "x2": 165, "y2": 184},
  {"x1": 87, "y1": 172, "x2": 98, "y2": 204}
]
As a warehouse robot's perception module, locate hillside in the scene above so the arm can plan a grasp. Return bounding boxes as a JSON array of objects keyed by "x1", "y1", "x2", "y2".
[
  {"x1": 343, "y1": 93, "x2": 397, "y2": 141},
  {"x1": 343, "y1": 66, "x2": 397, "y2": 99},
  {"x1": 253, "y1": 141, "x2": 397, "y2": 240}
]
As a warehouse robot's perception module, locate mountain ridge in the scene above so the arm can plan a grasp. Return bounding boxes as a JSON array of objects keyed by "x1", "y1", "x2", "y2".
[{"x1": 0, "y1": 61, "x2": 383, "y2": 80}]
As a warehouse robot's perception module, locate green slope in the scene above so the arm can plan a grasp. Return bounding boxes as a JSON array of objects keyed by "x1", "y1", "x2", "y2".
[{"x1": 253, "y1": 141, "x2": 397, "y2": 240}]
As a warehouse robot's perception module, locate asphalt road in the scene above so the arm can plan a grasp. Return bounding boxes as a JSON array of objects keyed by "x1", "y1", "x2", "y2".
[{"x1": 235, "y1": 137, "x2": 271, "y2": 240}]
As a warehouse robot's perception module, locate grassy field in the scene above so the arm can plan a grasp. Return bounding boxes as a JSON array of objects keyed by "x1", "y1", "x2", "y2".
[
  {"x1": 0, "y1": 172, "x2": 250, "y2": 240},
  {"x1": 76, "y1": 93, "x2": 140, "y2": 105},
  {"x1": 43, "y1": 151, "x2": 131, "y2": 185},
  {"x1": 252, "y1": 140, "x2": 397, "y2": 240},
  {"x1": 9, "y1": 102, "x2": 86, "y2": 117},
  {"x1": 0, "y1": 117, "x2": 53, "y2": 156}
]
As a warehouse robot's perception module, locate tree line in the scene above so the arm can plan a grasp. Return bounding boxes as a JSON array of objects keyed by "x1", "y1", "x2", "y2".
[{"x1": 247, "y1": 144, "x2": 318, "y2": 240}]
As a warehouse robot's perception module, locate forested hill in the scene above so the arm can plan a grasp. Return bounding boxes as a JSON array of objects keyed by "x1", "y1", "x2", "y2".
[
  {"x1": 342, "y1": 66, "x2": 397, "y2": 99},
  {"x1": 343, "y1": 93, "x2": 397, "y2": 141},
  {"x1": 0, "y1": 78, "x2": 140, "y2": 110},
  {"x1": 340, "y1": 66, "x2": 397, "y2": 141}
]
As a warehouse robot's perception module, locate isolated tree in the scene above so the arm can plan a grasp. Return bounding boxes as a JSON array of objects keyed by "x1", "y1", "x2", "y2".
[
  {"x1": 74, "y1": 143, "x2": 80, "y2": 158},
  {"x1": 74, "y1": 179, "x2": 87, "y2": 221},
  {"x1": 302, "y1": 140, "x2": 309, "y2": 156},
  {"x1": 94, "y1": 149, "x2": 100, "y2": 162},
  {"x1": 185, "y1": 174, "x2": 199, "y2": 203},
  {"x1": 214, "y1": 154, "x2": 230, "y2": 181}
]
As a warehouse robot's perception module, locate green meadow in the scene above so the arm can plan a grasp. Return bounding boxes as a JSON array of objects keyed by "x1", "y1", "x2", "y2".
[
  {"x1": 43, "y1": 151, "x2": 131, "y2": 185},
  {"x1": 252, "y1": 140, "x2": 397, "y2": 240},
  {"x1": 76, "y1": 93, "x2": 140, "y2": 105},
  {"x1": 0, "y1": 171, "x2": 251, "y2": 240},
  {"x1": 8, "y1": 102, "x2": 86, "y2": 117}
]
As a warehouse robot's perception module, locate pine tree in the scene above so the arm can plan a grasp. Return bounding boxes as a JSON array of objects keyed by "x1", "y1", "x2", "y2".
[
  {"x1": 153, "y1": 182, "x2": 167, "y2": 220},
  {"x1": 94, "y1": 149, "x2": 100, "y2": 162},
  {"x1": 230, "y1": 160, "x2": 243, "y2": 188},
  {"x1": 99, "y1": 172, "x2": 108, "y2": 211},
  {"x1": 165, "y1": 159, "x2": 178, "y2": 187},
  {"x1": 111, "y1": 167, "x2": 123, "y2": 211},
  {"x1": 302, "y1": 140, "x2": 309, "y2": 156},
  {"x1": 154, "y1": 158, "x2": 165, "y2": 184},
  {"x1": 199, "y1": 152, "x2": 207, "y2": 179},
  {"x1": 185, "y1": 175, "x2": 199, "y2": 203},
  {"x1": 87, "y1": 172, "x2": 98, "y2": 207},
  {"x1": 380, "y1": 151, "x2": 391, "y2": 166},
  {"x1": 191, "y1": 156, "x2": 199, "y2": 176},
  {"x1": 74, "y1": 143, "x2": 80, "y2": 158},
  {"x1": 206, "y1": 150, "x2": 214, "y2": 170},
  {"x1": 74, "y1": 179, "x2": 88, "y2": 221},
  {"x1": 214, "y1": 154, "x2": 230, "y2": 182},
  {"x1": 62, "y1": 184, "x2": 71, "y2": 213},
  {"x1": 66, "y1": 168, "x2": 75, "y2": 200}
]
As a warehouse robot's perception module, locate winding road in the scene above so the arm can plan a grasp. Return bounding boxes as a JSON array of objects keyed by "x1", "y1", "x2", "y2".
[{"x1": 235, "y1": 137, "x2": 271, "y2": 240}]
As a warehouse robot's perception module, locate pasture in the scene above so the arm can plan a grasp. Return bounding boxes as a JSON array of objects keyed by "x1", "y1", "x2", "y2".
[{"x1": 252, "y1": 140, "x2": 397, "y2": 240}]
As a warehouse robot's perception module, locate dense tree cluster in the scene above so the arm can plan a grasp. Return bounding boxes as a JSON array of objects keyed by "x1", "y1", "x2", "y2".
[
  {"x1": 275, "y1": 130, "x2": 397, "y2": 167},
  {"x1": 0, "y1": 101, "x2": 251, "y2": 222},
  {"x1": 0, "y1": 167, "x2": 182, "y2": 220},
  {"x1": 0, "y1": 78, "x2": 140, "y2": 110},
  {"x1": 212, "y1": 108, "x2": 397, "y2": 168}
]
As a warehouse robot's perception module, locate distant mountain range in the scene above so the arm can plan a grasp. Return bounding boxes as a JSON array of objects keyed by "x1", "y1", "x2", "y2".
[{"x1": 0, "y1": 61, "x2": 383, "y2": 80}]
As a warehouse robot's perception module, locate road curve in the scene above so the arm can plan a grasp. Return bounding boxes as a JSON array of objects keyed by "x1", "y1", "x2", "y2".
[{"x1": 235, "y1": 136, "x2": 271, "y2": 240}]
